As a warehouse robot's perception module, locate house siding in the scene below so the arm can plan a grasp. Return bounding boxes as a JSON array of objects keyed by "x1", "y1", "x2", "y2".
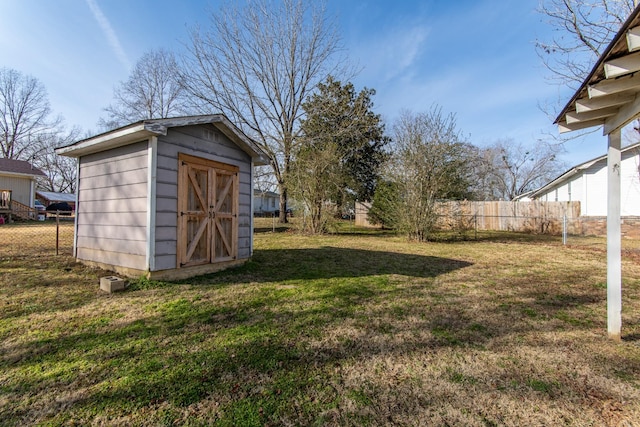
[
  {"x1": 0, "y1": 175, "x2": 33, "y2": 206},
  {"x1": 621, "y1": 152, "x2": 640, "y2": 216},
  {"x1": 75, "y1": 141, "x2": 149, "y2": 271},
  {"x1": 154, "y1": 124, "x2": 252, "y2": 271},
  {"x1": 535, "y1": 149, "x2": 640, "y2": 217},
  {"x1": 254, "y1": 192, "x2": 279, "y2": 214}
]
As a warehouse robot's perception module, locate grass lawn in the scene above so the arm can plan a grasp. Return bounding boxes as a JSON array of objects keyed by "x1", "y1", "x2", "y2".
[{"x1": 1, "y1": 220, "x2": 639, "y2": 426}]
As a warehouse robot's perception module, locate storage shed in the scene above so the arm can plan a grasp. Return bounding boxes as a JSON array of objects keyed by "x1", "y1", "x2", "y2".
[{"x1": 56, "y1": 115, "x2": 269, "y2": 280}]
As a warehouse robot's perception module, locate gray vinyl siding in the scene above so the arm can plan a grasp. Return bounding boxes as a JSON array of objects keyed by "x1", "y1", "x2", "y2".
[
  {"x1": 154, "y1": 124, "x2": 252, "y2": 270},
  {"x1": 76, "y1": 141, "x2": 149, "y2": 271},
  {"x1": 0, "y1": 175, "x2": 32, "y2": 206}
]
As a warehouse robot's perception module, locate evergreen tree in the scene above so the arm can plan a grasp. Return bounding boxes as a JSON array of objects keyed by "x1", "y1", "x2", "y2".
[
  {"x1": 290, "y1": 76, "x2": 389, "y2": 233},
  {"x1": 367, "y1": 180, "x2": 399, "y2": 229}
]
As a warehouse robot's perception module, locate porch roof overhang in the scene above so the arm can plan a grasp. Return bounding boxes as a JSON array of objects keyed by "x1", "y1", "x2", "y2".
[
  {"x1": 554, "y1": 4, "x2": 640, "y2": 341},
  {"x1": 555, "y1": 5, "x2": 640, "y2": 135},
  {"x1": 55, "y1": 114, "x2": 269, "y2": 166}
]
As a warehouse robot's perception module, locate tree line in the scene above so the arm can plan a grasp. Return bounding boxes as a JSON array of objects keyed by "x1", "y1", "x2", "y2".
[{"x1": 1, "y1": 0, "x2": 632, "y2": 237}]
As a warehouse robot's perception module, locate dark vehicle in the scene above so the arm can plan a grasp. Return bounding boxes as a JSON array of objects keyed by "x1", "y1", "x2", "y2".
[{"x1": 46, "y1": 202, "x2": 73, "y2": 215}]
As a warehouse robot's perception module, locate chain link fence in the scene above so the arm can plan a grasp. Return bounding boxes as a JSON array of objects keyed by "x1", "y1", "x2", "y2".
[
  {"x1": 3, "y1": 212, "x2": 640, "y2": 260},
  {"x1": 0, "y1": 214, "x2": 75, "y2": 258},
  {"x1": 434, "y1": 212, "x2": 640, "y2": 249}
]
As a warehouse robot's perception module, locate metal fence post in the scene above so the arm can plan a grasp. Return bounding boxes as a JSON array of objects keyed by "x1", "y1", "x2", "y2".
[
  {"x1": 56, "y1": 211, "x2": 60, "y2": 256},
  {"x1": 562, "y1": 214, "x2": 567, "y2": 245},
  {"x1": 474, "y1": 214, "x2": 478, "y2": 240}
]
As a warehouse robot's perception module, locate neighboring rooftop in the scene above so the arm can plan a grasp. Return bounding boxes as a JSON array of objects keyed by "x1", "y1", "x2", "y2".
[
  {"x1": 529, "y1": 141, "x2": 640, "y2": 198},
  {"x1": 36, "y1": 191, "x2": 76, "y2": 203},
  {"x1": 0, "y1": 158, "x2": 47, "y2": 177}
]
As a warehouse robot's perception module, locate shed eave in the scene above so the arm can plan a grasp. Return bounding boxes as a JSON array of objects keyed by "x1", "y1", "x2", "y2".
[
  {"x1": 530, "y1": 168, "x2": 579, "y2": 199},
  {"x1": 55, "y1": 124, "x2": 155, "y2": 157},
  {"x1": 211, "y1": 117, "x2": 269, "y2": 166}
]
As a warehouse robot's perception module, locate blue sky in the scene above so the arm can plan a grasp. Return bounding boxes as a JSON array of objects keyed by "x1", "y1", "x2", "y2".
[{"x1": 0, "y1": 0, "x2": 617, "y2": 165}]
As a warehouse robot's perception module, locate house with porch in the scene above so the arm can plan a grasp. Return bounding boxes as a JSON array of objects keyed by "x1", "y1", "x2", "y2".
[{"x1": 0, "y1": 158, "x2": 47, "y2": 220}]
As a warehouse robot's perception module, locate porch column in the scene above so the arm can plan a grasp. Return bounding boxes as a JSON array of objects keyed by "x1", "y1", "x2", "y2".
[{"x1": 607, "y1": 130, "x2": 622, "y2": 341}]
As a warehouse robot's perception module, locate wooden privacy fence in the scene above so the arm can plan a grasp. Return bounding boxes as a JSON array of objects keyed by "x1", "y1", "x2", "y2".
[
  {"x1": 434, "y1": 201, "x2": 581, "y2": 234},
  {"x1": 356, "y1": 201, "x2": 582, "y2": 234}
]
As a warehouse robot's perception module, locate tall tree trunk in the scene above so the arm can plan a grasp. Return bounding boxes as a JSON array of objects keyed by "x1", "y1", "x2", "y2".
[{"x1": 279, "y1": 188, "x2": 288, "y2": 224}]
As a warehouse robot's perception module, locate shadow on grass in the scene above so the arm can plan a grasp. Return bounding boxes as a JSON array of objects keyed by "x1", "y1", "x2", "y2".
[
  {"x1": 1, "y1": 267, "x2": 611, "y2": 427},
  {"x1": 187, "y1": 246, "x2": 473, "y2": 284},
  {"x1": 0, "y1": 241, "x2": 627, "y2": 426},
  {"x1": 253, "y1": 226, "x2": 292, "y2": 233}
]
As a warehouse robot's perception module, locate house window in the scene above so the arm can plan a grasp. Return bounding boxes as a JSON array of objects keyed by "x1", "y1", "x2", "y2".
[
  {"x1": 554, "y1": 189, "x2": 558, "y2": 202},
  {"x1": 271, "y1": 198, "x2": 275, "y2": 208},
  {"x1": 567, "y1": 181, "x2": 572, "y2": 201}
]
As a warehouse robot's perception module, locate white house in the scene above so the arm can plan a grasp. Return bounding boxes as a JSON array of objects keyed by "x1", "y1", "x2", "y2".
[
  {"x1": 529, "y1": 142, "x2": 640, "y2": 216},
  {"x1": 253, "y1": 189, "x2": 279, "y2": 215}
]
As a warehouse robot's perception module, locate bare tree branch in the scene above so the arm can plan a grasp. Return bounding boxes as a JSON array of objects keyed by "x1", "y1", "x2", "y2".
[
  {"x1": 99, "y1": 49, "x2": 188, "y2": 130},
  {"x1": 0, "y1": 68, "x2": 59, "y2": 160},
  {"x1": 475, "y1": 139, "x2": 567, "y2": 200},
  {"x1": 181, "y1": 0, "x2": 346, "y2": 222},
  {"x1": 536, "y1": 0, "x2": 634, "y2": 90}
]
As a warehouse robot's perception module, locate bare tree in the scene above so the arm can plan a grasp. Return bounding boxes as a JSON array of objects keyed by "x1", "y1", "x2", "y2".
[
  {"x1": 386, "y1": 108, "x2": 476, "y2": 241},
  {"x1": 289, "y1": 140, "x2": 341, "y2": 233},
  {"x1": 99, "y1": 49, "x2": 187, "y2": 130},
  {"x1": 30, "y1": 127, "x2": 81, "y2": 193},
  {"x1": 0, "y1": 68, "x2": 59, "y2": 160},
  {"x1": 536, "y1": 0, "x2": 634, "y2": 89},
  {"x1": 181, "y1": 0, "x2": 344, "y2": 222},
  {"x1": 476, "y1": 139, "x2": 566, "y2": 200}
]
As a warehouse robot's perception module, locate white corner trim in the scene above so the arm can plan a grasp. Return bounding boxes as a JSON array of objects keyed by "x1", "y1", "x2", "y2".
[
  {"x1": 250, "y1": 160, "x2": 255, "y2": 256},
  {"x1": 146, "y1": 137, "x2": 158, "y2": 272}
]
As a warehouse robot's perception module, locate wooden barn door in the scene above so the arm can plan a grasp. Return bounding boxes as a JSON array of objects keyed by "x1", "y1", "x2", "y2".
[{"x1": 178, "y1": 154, "x2": 239, "y2": 268}]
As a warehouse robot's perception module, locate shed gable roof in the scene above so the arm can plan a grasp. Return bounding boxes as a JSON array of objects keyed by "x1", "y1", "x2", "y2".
[
  {"x1": 0, "y1": 158, "x2": 47, "y2": 178},
  {"x1": 55, "y1": 114, "x2": 269, "y2": 165}
]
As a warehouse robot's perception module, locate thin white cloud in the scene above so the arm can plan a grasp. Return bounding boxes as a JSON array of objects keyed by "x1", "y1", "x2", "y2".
[
  {"x1": 353, "y1": 24, "x2": 429, "y2": 83},
  {"x1": 85, "y1": 0, "x2": 131, "y2": 70}
]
